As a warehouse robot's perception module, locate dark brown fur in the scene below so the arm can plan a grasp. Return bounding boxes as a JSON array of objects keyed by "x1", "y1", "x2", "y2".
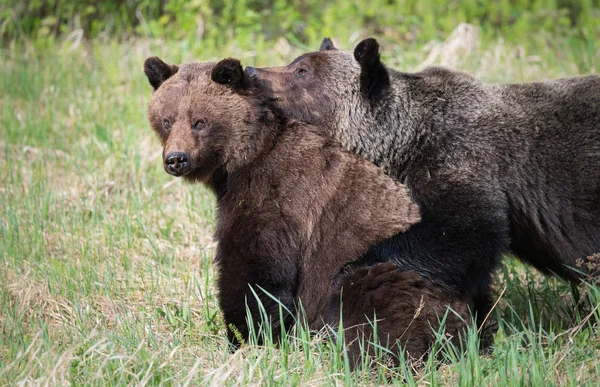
[
  {"x1": 144, "y1": 57, "x2": 470, "y2": 361},
  {"x1": 325, "y1": 262, "x2": 470, "y2": 365},
  {"x1": 249, "y1": 39, "x2": 600, "y2": 323}
]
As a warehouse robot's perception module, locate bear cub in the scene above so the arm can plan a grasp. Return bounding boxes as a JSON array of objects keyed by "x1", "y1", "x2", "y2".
[{"x1": 143, "y1": 57, "x2": 471, "y2": 362}]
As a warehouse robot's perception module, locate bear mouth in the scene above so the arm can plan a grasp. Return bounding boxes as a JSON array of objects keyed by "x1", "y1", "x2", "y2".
[
  {"x1": 165, "y1": 168, "x2": 189, "y2": 177},
  {"x1": 164, "y1": 167, "x2": 191, "y2": 178},
  {"x1": 245, "y1": 66, "x2": 258, "y2": 79},
  {"x1": 244, "y1": 66, "x2": 280, "y2": 101},
  {"x1": 165, "y1": 164, "x2": 197, "y2": 179}
]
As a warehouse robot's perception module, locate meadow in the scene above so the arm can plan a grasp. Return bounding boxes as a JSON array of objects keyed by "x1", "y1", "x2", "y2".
[{"x1": 1, "y1": 1, "x2": 600, "y2": 385}]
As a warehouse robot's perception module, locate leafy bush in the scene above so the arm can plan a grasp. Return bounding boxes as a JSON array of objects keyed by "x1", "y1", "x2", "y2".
[{"x1": 1, "y1": 0, "x2": 599, "y2": 48}]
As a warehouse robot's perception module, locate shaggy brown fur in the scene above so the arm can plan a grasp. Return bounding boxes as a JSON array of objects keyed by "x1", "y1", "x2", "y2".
[
  {"x1": 143, "y1": 57, "x2": 470, "y2": 360},
  {"x1": 325, "y1": 262, "x2": 471, "y2": 365},
  {"x1": 248, "y1": 38, "x2": 600, "y2": 323}
]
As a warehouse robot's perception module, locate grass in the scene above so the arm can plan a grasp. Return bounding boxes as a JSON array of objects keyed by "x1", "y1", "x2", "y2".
[{"x1": 1, "y1": 27, "x2": 599, "y2": 385}]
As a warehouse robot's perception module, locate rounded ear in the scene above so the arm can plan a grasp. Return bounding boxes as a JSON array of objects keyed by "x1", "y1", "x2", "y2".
[
  {"x1": 319, "y1": 37, "x2": 337, "y2": 51},
  {"x1": 144, "y1": 56, "x2": 178, "y2": 91},
  {"x1": 211, "y1": 58, "x2": 244, "y2": 88},
  {"x1": 353, "y1": 38, "x2": 390, "y2": 102},
  {"x1": 353, "y1": 38, "x2": 381, "y2": 69}
]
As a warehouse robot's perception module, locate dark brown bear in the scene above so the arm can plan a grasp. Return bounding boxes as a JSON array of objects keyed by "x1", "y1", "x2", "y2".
[
  {"x1": 143, "y1": 56, "x2": 470, "y2": 362},
  {"x1": 325, "y1": 262, "x2": 470, "y2": 364},
  {"x1": 247, "y1": 38, "x2": 600, "y2": 323}
]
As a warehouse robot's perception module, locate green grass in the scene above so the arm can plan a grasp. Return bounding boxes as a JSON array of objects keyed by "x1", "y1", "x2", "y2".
[{"x1": 1, "y1": 29, "x2": 599, "y2": 385}]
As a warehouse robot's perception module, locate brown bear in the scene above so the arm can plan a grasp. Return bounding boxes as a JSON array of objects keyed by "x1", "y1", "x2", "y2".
[
  {"x1": 143, "y1": 56, "x2": 471, "y2": 362},
  {"x1": 325, "y1": 262, "x2": 470, "y2": 364},
  {"x1": 246, "y1": 38, "x2": 600, "y2": 324}
]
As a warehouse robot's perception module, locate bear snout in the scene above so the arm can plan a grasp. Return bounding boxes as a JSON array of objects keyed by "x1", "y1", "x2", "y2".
[
  {"x1": 164, "y1": 151, "x2": 190, "y2": 176},
  {"x1": 245, "y1": 66, "x2": 257, "y2": 78}
]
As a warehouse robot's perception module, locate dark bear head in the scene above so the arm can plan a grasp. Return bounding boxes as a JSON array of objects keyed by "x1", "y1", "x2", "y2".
[
  {"x1": 246, "y1": 38, "x2": 391, "y2": 134},
  {"x1": 144, "y1": 57, "x2": 278, "y2": 184}
]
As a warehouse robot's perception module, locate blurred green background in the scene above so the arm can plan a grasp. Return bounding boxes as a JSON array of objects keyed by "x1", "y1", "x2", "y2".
[
  {"x1": 2, "y1": 0, "x2": 598, "y2": 72},
  {"x1": 3, "y1": 0, "x2": 599, "y2": 44}
]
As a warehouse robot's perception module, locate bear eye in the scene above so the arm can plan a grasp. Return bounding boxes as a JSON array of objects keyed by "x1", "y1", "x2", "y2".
[
  {"x1": 192, "y1": 119, "x2": 206, "y2": 131},
  {"x1": 297, "y1": 67, "x2": 308, "y2": 77},
  {"x1": 162, "y1": 118, "x2": 172, "y2": 130}
]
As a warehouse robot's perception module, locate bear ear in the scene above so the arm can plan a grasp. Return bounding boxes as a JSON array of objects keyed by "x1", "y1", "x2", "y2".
[
  {"x1": 211, "y1": 58, "x2": 244, "y2": 88},
  {"x1": 319, "y1": 37, "x2": 337, "y2": 51},
  {"x1": 144, "y1": 56, "x2": 178, "y2": 91},
  {"x1": 353, "y1": 38, "x2": 390, "y2": 102}
]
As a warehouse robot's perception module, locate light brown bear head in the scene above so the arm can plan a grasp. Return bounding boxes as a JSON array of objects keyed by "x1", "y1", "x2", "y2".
[{"x1": 144, "y1": 57, "x2": 279, "y2": 184}]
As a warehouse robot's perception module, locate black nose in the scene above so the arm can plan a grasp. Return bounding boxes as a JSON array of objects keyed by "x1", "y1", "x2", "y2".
[
  {"x1": 245, "y1": 66, "x2": 257, "y2": 78},
  {"x1": 164, "y1": 152, "x2": 189, "y2": 176}
]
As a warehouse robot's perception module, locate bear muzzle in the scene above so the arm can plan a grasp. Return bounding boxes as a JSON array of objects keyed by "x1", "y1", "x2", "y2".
[
  {"x1": 164, "y1": 152, "x2": 190, "y2": 176},
  {"x1": 245, "y1": 66, "x2": 258, "y2": 79}
]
